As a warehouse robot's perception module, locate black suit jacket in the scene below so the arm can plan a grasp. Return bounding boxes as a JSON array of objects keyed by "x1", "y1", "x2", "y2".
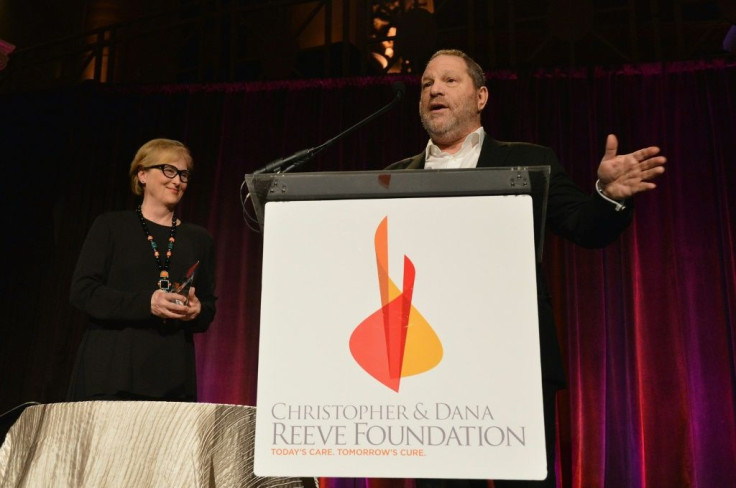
[{"x1": 386, "y1": 136, "x2": 634, "y2": 384}]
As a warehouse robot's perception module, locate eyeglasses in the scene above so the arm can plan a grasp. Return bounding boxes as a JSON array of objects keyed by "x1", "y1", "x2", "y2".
[{"x1": 147, "y1": 164, "x2": 191, "y2": 183}]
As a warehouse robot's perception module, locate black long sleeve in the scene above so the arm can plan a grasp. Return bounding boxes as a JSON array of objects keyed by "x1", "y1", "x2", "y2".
[{"x1": 67, "y1": 210, "x2": 216, "y2": 401}]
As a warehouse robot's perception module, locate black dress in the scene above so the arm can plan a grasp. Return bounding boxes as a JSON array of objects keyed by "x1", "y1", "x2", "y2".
[{"x1": 67, "y1": 210, "x2": 216, "y2": 401}]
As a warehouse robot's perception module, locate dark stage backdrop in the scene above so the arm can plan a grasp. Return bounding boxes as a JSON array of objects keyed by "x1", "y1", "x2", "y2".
[{"x1": 1, "y1": 59, "x2": 735, "y2": 488}]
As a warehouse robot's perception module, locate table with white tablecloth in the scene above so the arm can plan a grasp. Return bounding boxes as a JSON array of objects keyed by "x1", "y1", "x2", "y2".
[{"x1": 0, "y1": 401, "x2": 317, "y2": 488}]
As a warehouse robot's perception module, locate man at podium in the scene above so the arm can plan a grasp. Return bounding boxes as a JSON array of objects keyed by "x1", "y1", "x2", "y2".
[{"x1": 386, "y1": 49, "x2": 666, "y2": 488}]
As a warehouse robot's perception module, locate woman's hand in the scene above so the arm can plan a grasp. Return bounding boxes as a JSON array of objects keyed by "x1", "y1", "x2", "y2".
[
  {"x1": 150, "y1": 289, "x2": 190, "y2": 320},
  {"x1": 180, "y1": 287, "x2": 201, "y2": 321}
]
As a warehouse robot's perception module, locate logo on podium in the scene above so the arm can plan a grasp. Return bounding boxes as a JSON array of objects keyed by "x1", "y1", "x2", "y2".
[{"x1": 350, "y1": 217, "x2": 443, "y2": 391}]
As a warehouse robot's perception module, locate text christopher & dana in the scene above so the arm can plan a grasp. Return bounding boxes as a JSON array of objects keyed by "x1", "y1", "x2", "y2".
[{"x1": 270, "y1": 402, "x2": 527, "y2": 448}]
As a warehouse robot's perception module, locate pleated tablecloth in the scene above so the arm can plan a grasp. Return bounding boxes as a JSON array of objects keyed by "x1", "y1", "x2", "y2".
[{"x1": 0, "y1": 401, "x2": 316, "y2": 488}]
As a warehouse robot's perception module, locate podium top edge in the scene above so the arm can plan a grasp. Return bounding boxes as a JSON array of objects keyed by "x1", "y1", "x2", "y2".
[{"x1": 245, "y1": 166, "x2": 551, "y2": 178}]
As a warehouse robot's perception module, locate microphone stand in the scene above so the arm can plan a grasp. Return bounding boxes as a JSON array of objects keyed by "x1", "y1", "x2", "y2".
[{"x1": 251, "y1": 82, "x2": 406, "y2": 175}]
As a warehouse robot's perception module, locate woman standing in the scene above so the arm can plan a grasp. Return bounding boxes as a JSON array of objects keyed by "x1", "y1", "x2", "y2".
[{"x1": 67, "y1": 138, "x2": 216, "y2": 401}]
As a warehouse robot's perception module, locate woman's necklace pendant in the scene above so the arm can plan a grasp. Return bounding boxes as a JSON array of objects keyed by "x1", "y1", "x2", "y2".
[{"x1": 158, "y1": 270, "x2": 171, "y2": 291}]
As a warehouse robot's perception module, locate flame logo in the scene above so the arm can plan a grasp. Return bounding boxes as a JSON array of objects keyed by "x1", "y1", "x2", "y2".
[{"x1": 349, "y1": 217, "x2": 443, "y2": 391}]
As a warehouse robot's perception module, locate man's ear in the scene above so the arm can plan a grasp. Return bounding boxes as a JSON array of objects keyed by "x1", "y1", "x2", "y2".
[{"x1": 477, "y1": 86, "x2": 489, "y2": 112}]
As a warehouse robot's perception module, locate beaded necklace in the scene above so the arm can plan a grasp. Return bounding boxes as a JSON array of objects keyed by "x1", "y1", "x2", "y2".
[{"x1": 136, "y1": 205, "x2": 177, "y2": 291}]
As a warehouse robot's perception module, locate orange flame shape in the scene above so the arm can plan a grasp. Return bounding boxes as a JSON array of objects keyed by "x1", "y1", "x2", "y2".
[{"x1": 349, "y1": 217, "x2": 443, "y2": 391}]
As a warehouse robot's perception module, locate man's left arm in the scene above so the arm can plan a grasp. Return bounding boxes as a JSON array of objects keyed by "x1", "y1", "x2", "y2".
[{"x1": 544, "y1": 134, "x2": 665, "y2": 248}]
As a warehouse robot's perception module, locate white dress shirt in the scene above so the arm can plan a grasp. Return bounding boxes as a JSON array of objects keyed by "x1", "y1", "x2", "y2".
[{"x1": 424, "y1": 127, "x2": 485, "y2": 170}]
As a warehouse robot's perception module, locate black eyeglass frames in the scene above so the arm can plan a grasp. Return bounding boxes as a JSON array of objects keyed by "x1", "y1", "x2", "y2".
[{"x1": 147, "y1": 164, "x2": 191, "y2": 183}]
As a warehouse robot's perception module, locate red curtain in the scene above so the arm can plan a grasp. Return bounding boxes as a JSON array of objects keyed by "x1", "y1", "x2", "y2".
[{"x1": 2, "y1": 59, "x2": 735, "y2": 487}]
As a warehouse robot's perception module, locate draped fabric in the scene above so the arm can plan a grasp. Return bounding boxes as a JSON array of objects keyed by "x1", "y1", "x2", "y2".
[
  {"x1": 2, "y1": 59, "x2": 735, "y2": 488},
  {"x1": 0, "y1": 401, "x2": 310, "y2": 488}
]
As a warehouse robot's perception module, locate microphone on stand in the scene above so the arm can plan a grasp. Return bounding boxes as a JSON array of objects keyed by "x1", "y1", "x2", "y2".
[{"x1": 251, "y1": 81, "x2": 406, "y2": 175}]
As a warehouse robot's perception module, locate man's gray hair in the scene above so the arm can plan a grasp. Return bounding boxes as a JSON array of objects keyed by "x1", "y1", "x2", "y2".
[{"x1": 427, "y1": 49, "x2": 486, "y2": 88}]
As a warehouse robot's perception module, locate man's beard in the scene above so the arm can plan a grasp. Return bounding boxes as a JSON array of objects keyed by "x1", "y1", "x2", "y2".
[
  {"x1": 420, "y1": 111, "x2": 458, "y2": 140},
  {"x1": 420, "y1": 103, "x2": 478, "y2": 144}
]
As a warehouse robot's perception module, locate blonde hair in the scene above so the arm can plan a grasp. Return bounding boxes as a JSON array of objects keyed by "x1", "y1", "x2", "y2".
[{"x1": 128, "y1": 138, "x2": 193, "y2": 195}]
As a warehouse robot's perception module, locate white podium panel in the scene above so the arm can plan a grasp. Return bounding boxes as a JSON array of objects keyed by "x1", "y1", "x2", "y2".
[{"x1": 254, "y1": 195, "x2": 545, "y2": 480}]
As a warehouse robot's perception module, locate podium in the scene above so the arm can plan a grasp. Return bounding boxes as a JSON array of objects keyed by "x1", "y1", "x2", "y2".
[{"x1": 244, "y1": 167, "x2": 551, "y2": 481}]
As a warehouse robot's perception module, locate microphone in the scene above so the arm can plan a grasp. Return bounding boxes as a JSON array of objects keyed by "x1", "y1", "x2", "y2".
[
  {"x1": 251, "y1": 81, "x2": 407, "y2": 175},
  {"x1": 392, "y1": 80, "x2": 406, "y2": 101}
]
